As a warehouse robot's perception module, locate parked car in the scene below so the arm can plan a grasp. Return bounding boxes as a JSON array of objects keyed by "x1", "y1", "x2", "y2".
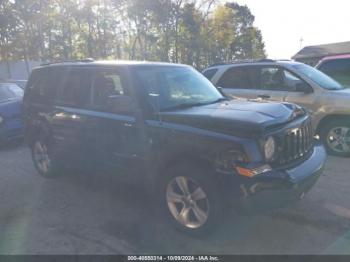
[
  {"x1": 0, "y1": 82, "x2": 24, "y2": 145},
  {"x1": 23, "y1": 60, "x2": 326, "y2": 234},
  {"x1": 204, "y1": 60, "x2": 350, "y2": 156},
  {"x1": 0, "y1": 79, "x2": 27, "y2": 89},
  {"x1": 316, "y1": 54, "x2": 350, "y2": 88}
]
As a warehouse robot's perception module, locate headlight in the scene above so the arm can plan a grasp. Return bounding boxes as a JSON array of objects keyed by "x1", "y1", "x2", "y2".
[
  {"x1": 215, "y1": 150, "x2": 247, "y2": 171},
  {"x1": 263, "y1": 136, "x2": 276, "y2": 161}
]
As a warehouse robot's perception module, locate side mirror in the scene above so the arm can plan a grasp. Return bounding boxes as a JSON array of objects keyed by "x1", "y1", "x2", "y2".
[
  {"x1": 295, "y1": 82, "x2": 313, "y2": 94},
  {"x1": 107, "y1": 95, "x2": 134, "y2": 113}
]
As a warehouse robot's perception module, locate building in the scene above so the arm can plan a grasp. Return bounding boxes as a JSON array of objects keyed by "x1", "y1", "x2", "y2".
[
  {"x1": 0, "y1": 60, "x2": 40, "y2": 88},
  {"x1": 292, "y1": 41, "x2": 350, "y2": 66},
  {"x1": 0, "y1": 60, "x2": 41, "y2": 80}
]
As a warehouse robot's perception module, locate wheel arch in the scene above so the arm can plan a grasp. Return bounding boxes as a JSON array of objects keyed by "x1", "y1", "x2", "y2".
[
  {"x1": 316, "y1": 114, "x2": 350, "y2": 134},
  {"x1": 25, "y1": 116, "x2": 52, "y2": 146},
  {"x1": 152, "y1": 152, "x2": 215, "y2": 190}
]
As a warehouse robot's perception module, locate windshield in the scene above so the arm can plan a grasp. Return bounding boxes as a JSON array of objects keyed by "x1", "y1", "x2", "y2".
[
  {"x1": 0, "y1": 83, "x2": 24, "y2": 102},
  {"x1": 292, "y1": 64, "x2": 344, "y2": 90},
  {"x1": 134, "y1": 66, "x2": 224, "y2": 111}
]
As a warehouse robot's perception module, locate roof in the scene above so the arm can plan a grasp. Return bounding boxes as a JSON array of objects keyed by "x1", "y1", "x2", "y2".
[
  {"x1": 318, "y1": 53, "x2": 350, "y2": 63},
  {"x1": 204, "y1": 59, "x2": 301, "y2": 70},
  {"x1": 292, "y1": 41, "x2": 350, "y2": 60},
  {"x1": 207, "y1": 59, "x2": 276, "y2": 68},
  {"x1": 38, "y1": 59, "x2": 188, "y2": 69}
]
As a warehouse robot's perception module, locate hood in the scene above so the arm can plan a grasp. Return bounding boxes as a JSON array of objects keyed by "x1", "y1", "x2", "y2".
[
  {"x1": 0, "y1": 98, "x2": 22, "y2": 119},
  {"x1": 329, "y1": 88, "x2": 350, "y2": 96},
  {"x1": 159, "y1": 99, "x2": 305, "y2": 137},
  {"x1": 325, "y1": 88, "x2": 350, "y2": 106}
]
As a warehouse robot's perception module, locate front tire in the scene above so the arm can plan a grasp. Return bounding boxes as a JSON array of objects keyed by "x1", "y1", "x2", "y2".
[
  {"x1": 160, "y1": 163, "x2": 224, "y2": 236},
  {"x1": 320, "y1": 119, "x2": 350, "y2": 157}
]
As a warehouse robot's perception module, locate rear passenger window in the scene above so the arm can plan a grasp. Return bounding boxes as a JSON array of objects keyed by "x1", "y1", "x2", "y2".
[
  {"x1": 260, "y1": 67, "x2": 282, "y2": 90},
  {"x1": 56, "y1": 69, "x2": 91, "y2": 107},
  {"x1": 217, "y1": 67, "x2": 257, "y2": 89}
]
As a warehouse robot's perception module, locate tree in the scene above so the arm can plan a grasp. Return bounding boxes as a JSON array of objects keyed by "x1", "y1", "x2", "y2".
[
  {"x1": 0, "y1": 0, "x2": 18, "y2": 76},
  {"x1": 226, "y1": 2, "x2": 266, "y2": 59},
  {"x1": 1, "y1": 0, "x2": 267, "y2": 69}
]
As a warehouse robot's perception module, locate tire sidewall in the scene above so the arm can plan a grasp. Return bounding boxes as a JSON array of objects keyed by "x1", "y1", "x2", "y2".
[
  {"x1": 158, "y1": 163, "x2": 224, "y2": 236},
  {"x1": 320, "y1": 119, "x2": 350, "y2": 157},
  {"x1": 30, "y1": 126, "x2": 59, "y2": 178}
]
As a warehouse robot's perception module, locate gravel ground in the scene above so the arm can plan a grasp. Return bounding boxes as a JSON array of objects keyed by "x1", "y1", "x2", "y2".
[{"x1": 0, "y1": 143, "x2": 349, "y2": 255}]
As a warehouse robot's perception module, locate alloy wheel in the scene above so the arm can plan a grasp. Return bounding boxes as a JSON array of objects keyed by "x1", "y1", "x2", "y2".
[
  {"x1": 33, "y1": 140, "x2": 51, "y2": 174},
  {"x1": 327, "y1": 126, "x2": 350, "y2": 153},
  {"x1": 166, "y1": 176, "x2": 209, "y2": 229}
]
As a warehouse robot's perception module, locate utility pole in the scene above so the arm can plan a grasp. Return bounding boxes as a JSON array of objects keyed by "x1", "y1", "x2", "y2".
[{"x1": 299, "y1": 37, "x2": 304, "y2": 49}]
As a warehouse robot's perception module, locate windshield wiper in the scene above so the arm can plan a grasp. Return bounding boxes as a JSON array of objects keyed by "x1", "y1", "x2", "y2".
[
  {"x1": 208, "y1": 97, "x2": 229, "y2": 104},
  {"x1": 161, "y1": 102, "x2": 207, "y2": 111},
  {"x1": 327, "y1": 87, "x2": 345, "y2": 90},
  {"x1": 161, "y1": 97, "x2": 228, "y2": 111}
]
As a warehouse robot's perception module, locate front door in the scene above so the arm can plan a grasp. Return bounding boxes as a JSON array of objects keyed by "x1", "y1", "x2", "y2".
[{"x1": 83, "y1": 67, "x2": 146, "y2": 175}]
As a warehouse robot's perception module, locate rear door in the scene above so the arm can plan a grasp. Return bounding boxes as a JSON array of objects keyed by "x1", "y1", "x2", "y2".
[{"x1": 50, "y1": 67, "x2": 92, "y2": 166}]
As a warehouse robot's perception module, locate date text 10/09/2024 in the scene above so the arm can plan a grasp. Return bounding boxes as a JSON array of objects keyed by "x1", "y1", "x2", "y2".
[{"x1": 127, "y1": 256, "x2": 220, "y2": 261}]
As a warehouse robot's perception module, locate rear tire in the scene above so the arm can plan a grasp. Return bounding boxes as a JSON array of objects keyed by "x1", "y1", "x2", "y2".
[
  {"x1": 159, "y1": 163, "x2": 224, "y2": 236},
  {"x1": 30, "y1": 131, "x2": 62, "y2": 178},
  {"x1": 320, "y1": 119, "x2": 350, "y2": 157}
]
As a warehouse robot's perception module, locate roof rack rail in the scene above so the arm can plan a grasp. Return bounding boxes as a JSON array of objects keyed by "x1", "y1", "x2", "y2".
[
  {"x1": 40, "y1": 58, "x2": 94, "y2": 66},
  {"x1": 258, "y1": 58, "x2": 275, "y2": 62},
  {"x1": 207, "y1": 58, "x2": 276, "y2": 68}
]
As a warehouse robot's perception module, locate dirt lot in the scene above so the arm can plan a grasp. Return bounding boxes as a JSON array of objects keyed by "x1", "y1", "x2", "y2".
[{"x1": 0, "y1": 143, "x2": 349, "y2": 255}]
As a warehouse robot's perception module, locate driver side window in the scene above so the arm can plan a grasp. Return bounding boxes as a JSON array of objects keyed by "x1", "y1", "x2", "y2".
[
  {"x1": 259, "y1": 66, "x2": 308, "y2": 92},
  {"x1": 90, "y1": 69, "x2": 132, "y2": 114}
]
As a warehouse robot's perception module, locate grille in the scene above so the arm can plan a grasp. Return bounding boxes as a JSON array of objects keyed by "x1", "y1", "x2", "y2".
[{"x1": 279, "y1": 120, "x2": 313, "y2": 165}]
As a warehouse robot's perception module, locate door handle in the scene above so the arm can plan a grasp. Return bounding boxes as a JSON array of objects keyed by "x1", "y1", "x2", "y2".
[
  {"x1": 257, "y1": 94, "x2": 271, "y2": 99},
  {"x1": 124, "y1": 123, "x2": 133, "y2": 127}
]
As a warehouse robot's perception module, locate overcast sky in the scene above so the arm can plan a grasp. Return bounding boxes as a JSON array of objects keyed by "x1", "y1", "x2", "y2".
[{"x1": 229, "y1": 0, "x2": 350, "y2": 59}]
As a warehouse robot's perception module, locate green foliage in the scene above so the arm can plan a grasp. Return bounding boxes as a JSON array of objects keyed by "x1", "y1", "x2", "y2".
[{"x1": 0, "y1": 0, "x2": 266, "y2": 69}]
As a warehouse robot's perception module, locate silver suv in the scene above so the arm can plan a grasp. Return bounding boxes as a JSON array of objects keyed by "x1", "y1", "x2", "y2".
[{"x1": 204, "y1": 60, "x2": 350, "y2": 156}]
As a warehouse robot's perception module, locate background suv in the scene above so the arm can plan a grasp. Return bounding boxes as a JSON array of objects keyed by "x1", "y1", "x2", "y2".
[{"x1": 204, "y1": 60, "x2": 350, "y2": 156}]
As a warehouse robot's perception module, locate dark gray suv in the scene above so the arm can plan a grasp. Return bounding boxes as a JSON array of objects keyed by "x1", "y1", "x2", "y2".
[{"x1": 23, "y1": 60, "x2": 326, "y2": 234}]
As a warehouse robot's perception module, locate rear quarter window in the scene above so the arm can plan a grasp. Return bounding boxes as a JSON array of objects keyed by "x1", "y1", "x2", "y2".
[
  {"x1": 202, "y1": 68, "x2": 218, "y2": 80},
  {"x1": 24, "y1": 67, "x2": 62, "y2": 104}
]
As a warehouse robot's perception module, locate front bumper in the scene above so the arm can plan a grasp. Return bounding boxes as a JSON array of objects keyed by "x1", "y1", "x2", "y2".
[{"x1": 237, "y1": 142, "x2": 327, "y2": 212}]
